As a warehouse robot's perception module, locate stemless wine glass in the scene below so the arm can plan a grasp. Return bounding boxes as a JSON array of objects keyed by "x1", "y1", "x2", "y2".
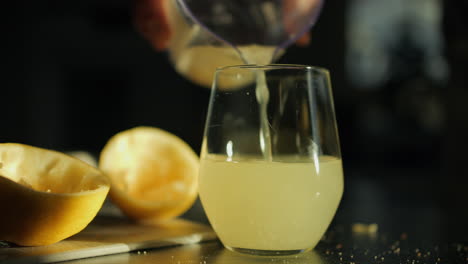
[{"x1": 199, "y1": 65, "x2": 344, "y2": 256}]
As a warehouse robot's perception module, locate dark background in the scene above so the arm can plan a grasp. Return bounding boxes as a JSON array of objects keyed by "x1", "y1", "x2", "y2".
[{"x1": 2, "y1": 0, "x2": 467, "y2": 245}]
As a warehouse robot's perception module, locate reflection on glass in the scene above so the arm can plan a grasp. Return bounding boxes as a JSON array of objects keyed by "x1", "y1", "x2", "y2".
[{"x1": 212, "y1": 247, "x2": 326, "y2": 264}]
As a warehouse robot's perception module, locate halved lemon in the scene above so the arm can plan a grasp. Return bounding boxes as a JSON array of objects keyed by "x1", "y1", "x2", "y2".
[
  {"x1": 99, "y1": 126, "x2": 199, "y2": 223},
  {"x1": 0, "y1": 143, "x2": 110, "y2": 246}
]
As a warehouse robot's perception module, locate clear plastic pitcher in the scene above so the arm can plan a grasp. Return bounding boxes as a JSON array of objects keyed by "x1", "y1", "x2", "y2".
[{"x1": 165, "y1": 0, "x2": 324, "y2": 87}]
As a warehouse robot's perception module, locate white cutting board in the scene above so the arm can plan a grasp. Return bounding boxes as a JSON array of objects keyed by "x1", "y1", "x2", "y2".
[{"x1": 0, "y1": 215, "x2": 216, "y2": 264}]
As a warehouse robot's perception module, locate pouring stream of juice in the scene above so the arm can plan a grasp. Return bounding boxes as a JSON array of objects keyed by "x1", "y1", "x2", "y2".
[{"x1": 237, "y1": 46, "x2": 275, "y2": 161}]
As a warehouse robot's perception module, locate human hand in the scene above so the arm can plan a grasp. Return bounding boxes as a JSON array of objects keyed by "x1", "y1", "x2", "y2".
[
  {"x1": 133, "y1": 0, "x2": 171, "y2": 51},
  {"x1": 283, "y1": 0, "x2": 322, "y2": 46}
]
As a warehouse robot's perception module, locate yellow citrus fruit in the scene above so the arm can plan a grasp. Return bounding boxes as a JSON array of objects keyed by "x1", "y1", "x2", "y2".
[
  {"x1": 98, "y1": 126, "x2": 199, "y2": 223},
  {"x1": 0, "y1": 143, "x2": 110, "y2": 246}
]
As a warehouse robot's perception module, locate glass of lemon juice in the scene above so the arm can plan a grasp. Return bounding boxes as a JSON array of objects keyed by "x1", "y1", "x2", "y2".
[{"x1": 199, "y1": 64, "x2": 344, "y2": 256}]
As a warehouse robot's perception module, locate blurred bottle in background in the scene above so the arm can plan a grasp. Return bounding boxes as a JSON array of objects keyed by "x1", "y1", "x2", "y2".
[{"x1": 344, "y1": 0, "x2": 447, "y2": 169}]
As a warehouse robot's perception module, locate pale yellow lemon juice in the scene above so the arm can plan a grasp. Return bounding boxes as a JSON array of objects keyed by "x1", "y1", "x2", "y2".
[
  {"x1": 171, "y1": 44, "x2": 278, "y2": 88},
  {"x1": 199, "y1": 155, "x2": 343, "y2": 251}
]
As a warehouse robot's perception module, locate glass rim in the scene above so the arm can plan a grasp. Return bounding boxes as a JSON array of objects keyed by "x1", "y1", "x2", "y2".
[{"x1": 216, "y1": 64, "x2": 329, "y2": 73}]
